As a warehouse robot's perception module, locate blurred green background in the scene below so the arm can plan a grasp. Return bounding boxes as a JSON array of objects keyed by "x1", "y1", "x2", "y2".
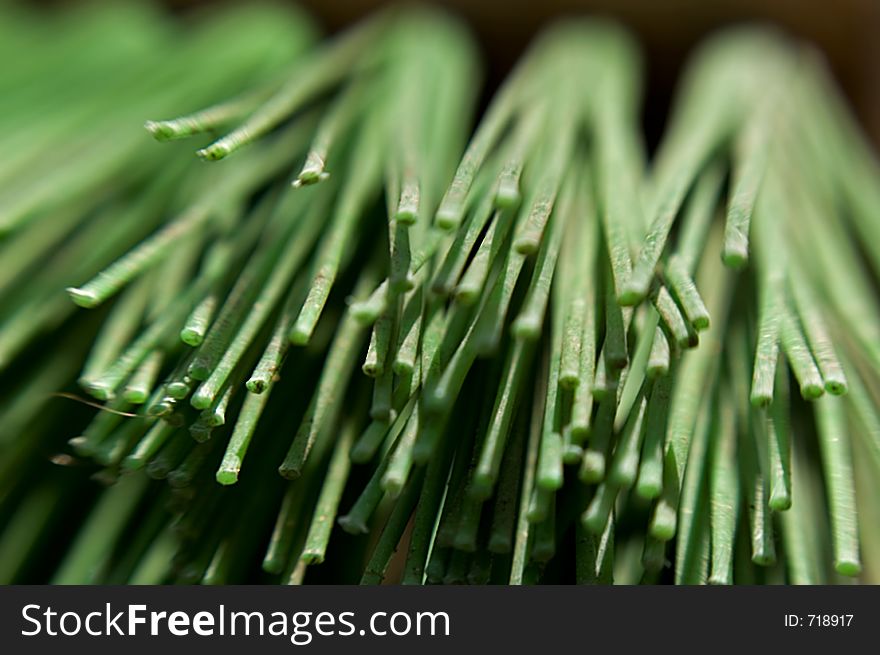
[{"x1": 145, "y1": 0, "x2": 880, "y2": 149}]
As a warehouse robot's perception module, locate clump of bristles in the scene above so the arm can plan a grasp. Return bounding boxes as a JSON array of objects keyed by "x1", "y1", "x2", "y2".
[{"x1": 0, "y1": 2, "x2": 879, "y2": 585}]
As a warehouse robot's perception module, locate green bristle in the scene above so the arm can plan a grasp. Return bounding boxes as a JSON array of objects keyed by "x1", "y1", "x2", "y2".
[{"x1": 0, "y1": 6, "x2": 878, "y2": 587}]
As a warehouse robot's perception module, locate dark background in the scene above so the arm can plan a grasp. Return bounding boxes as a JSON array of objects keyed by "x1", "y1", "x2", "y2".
[{"x1": 155, "y1": 0, "x2": 880, "y2": 151}]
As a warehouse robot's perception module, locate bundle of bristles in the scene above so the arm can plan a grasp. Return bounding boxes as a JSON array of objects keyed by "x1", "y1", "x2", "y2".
[{"x1": 1, "y1": 2, "x2": 879, "y2": 585}]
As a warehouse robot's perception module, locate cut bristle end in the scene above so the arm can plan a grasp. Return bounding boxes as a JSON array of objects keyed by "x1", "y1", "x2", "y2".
[
  {"x1": 768, "y1": 493, "x2": 792, "y2": 512},
  {"x1": 362, "y1": 362, "x2": 382, "y2": 378},
  {"x1": 300, "y1": 552, "x2": 325, "y2": 565},
  {"x1": 581, "y1": 510, "x2": 606, "y2": 535},
  {"x1": 391, "y1": 360, "x2": 414, "y2": 378},
  {"x1": 751, "y1": 553, "x2": 775, "y2": 566},
  {"x1": 180, "y1": 328, "x2": 203, "y2": 347},
  {"x1": 122, "y1": 390, "x2": 148, "y2": 404},
  {"x1": 636, "y1": 481, "x2": 661, "y2": 501},
  {"x1": 579, "y1": 452, "x2": 605, "y2": 484},
  {"x1": 494, "y1": 187, "x2": 520, "y2": 209},
  {"x1": 337, "y1": 516, "x2": 368, "y2": 536},
  {"x1": 188, "y1": 366, "x2": 210, "y2": 382},
  {"x1": 68, "y1": 437, "x2": 92, "y2": 457},
  {"x1": 350, "y1": 304, "x2": 380, "y2": 325},
  {"x1": 650, "y1": 519, "x2": 676, "y2": 542},
  {"x1": 469, "y1": 476, "x2": 494, "y2": 501},
  {"x1": 262, "y1": 559, "x2": 285, "y2": 575},
  {"x1": 558, "y1": 374, "x2": 579, "y2": 390},
  {"x1": 435, "y1": 206, "x2": 461, "y2": 230},
  {"x1": 395, "y1": 207, "x2": 418, "y2": 224},
  {"x1": 453, "y1": 286, "x2": 481, "y2": 306},
  {"x1": 512, "y1": 318, "x2": 541, "y2": 340},
  {"x1": 190, "y1": 426, "x2": 212, "y2": 443},
  {"x1": 381, "y1": 475, "x2": 405, "y2": 498},
  {"x1": 722, "y1": 248, "x2": 749, "y2": 269},
  {"x1": 144, "y1": 120, "x2": 176, "y2": 142},
  {"x1": 278, "y1": 465, "x2": 301, "y2": 481},
  {"x1": 835, "y1": 559, "x2": 862, "y2": 577},
  {"x1": 349, "y1": 446, "x2": 374, "y2": 465},
  {"x1": 216, "y1": 469, "x2": 239, "y2": 485},
  {"x1": 800, "y1": 383, "x2": 825, "y2": 401},
  {"x1": 569, "y1": 424, "x2": 590, "y2": 443},
  {"x1": 81, "y1": 381, "x2": 112, "y2": 402},
  {"x1": 289, "y1": 326, "x2": 312, "y2": 345},
  {"x1": 67, "y1": 287, "x2": 99, "y2": 308},
  {"x1": 190, "y1": 390, "x2": 213, "y2": 410},
  {"x1": 750, "y1": 391, "x2": 773, "y2": 408},
  {"x1": 513, "y1": 238, "x2": 539, "y2": 255},
  {"x1": 617, "y1": 285, "x2": 645, "y2": 307},
  {"x1": 197, "y1": 143, "x2": 231, "y2": 161},
  {"x1": 647, "y1": 364, "x2": 669, "y2": 379},
  {"x1": 294, "y1": 170, "x2": 329, "y2": 187}
]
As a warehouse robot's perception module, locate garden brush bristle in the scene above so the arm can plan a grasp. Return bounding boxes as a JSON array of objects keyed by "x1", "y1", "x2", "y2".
[{"x1": 0, "y1": 3, "x2": 878, "y2": 585}]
